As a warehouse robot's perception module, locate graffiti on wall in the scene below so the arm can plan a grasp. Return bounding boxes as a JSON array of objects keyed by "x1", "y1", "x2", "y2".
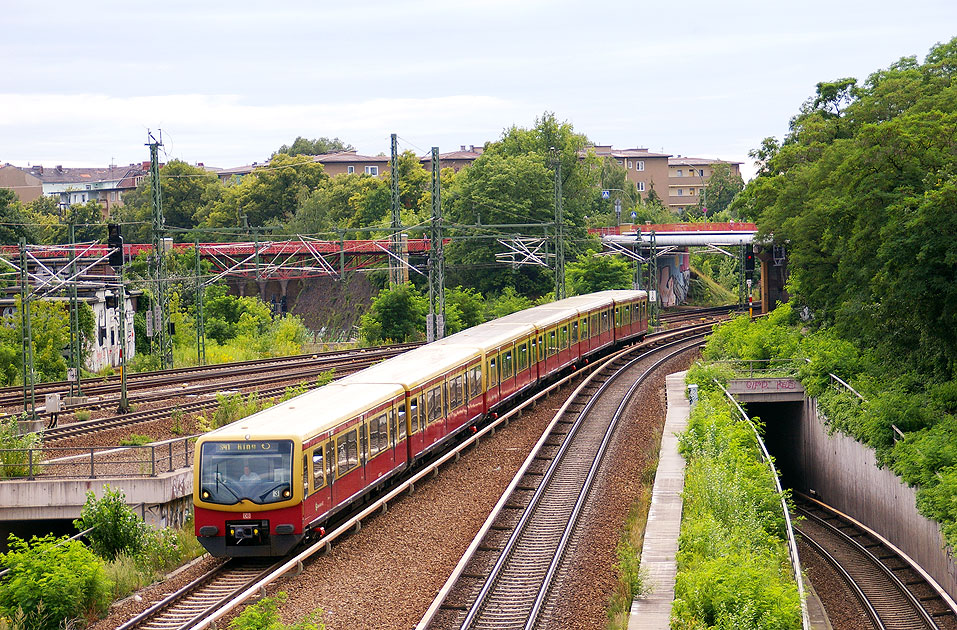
[{"x1": 657, "y1": 252, "x2": 691, "y2": 307}]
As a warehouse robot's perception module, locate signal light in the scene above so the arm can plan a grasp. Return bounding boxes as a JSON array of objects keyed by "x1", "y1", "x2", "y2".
[
  {"x1": 744, "y1": 245, "x2": 755, "y2": 279},
  {"x1": 107, "y1": 223, "x2": 123, "y2": 268}
]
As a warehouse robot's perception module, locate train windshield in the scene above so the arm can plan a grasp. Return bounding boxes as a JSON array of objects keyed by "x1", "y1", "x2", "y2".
[{"x1": 198, "y1": 440, "x2": 294, "y2": 506}]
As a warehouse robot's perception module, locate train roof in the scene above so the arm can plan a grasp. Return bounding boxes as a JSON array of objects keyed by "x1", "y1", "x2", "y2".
[
  {"x1": 342, "y1": 343, "x2": 480, "y2": 387},
  {"x1": 200, "y1": 381, "x2": 406, "y2": 441},
  {"x1": 433, "y1": 321, "x2": 536, "y2": 349}
]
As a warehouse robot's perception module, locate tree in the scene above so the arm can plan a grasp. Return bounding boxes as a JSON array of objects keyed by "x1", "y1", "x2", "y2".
[
  {"x1": 358, "y1": 283, "x2": 427, "y2": 344},
  {"x1": 566, "y1": 250, "x2": 633, "y2": 295},
  {"x1": 273, "y1": 136, "x2": 354, "y2": 157},
  {"x1": 0, "y1": 188, "x2": 35, "y2": 244},
  {"x1": 197, "y1": 153, "x2": 327, "y2": 230},
  {"x1": 288, "y1": 173, "x2": 389, "y2": 236},
  {"x1": 696, "y1": 163, "x2": 744, "y2": 218},
  {"x1": 736, "y1": 37, "x2": 957, "y2": 377}
]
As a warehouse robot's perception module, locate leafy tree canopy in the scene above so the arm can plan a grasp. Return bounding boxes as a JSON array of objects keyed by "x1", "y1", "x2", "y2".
[
  {"x1": 733, "y1": 37, "x2": 957, "y2": 377},
  {"x1": 273, "y1": 136, "x2": 354, "y2": 157},
  {"x1": 566, "y1": 249, "x2": 633, "y2": 295}
]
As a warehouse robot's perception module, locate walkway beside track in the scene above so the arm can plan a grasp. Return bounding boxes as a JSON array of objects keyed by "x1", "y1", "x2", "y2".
[{"x1": 627, "y1": 372, "x2": 831, "y2": 629}]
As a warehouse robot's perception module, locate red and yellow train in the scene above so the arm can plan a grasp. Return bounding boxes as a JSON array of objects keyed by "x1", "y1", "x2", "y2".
[{"x1": 193, "y1": 290, "x2": 648, "y2": 557}]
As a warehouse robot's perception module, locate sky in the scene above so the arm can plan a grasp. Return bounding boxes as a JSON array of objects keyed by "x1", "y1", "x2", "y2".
[{"x1": 2, "y1": 1, "x2": 955, "y2": 181}]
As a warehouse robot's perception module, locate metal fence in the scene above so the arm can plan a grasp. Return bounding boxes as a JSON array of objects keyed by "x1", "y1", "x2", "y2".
[
  {"x1": 714, "y1": 358, "x2": 803, "y2": 378},
  {"x1": 0, "y1": 435, "x2": 196, "y2": 480}
]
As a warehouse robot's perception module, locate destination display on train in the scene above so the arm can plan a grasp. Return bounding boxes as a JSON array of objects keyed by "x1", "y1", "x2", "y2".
[{"x1": 206, "y1": 440, "x2": 286, "y2": 453}]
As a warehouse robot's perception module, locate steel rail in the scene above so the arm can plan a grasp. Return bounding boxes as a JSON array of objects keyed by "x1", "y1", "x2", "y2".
[{"x1": 180, "y1": 324, "x2": 712, "y2": 630}]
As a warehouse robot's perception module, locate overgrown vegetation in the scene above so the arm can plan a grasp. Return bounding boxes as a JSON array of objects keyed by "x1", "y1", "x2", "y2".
[
  {"x1": 670, "y1": 382, "x2": 801, "y2": 629},
  {"x1": 228, "y1": 592, "x2": 325, "y2": 630},
  {"x1": 0, "y1": 416, "x2": 41, "y2": 479}
]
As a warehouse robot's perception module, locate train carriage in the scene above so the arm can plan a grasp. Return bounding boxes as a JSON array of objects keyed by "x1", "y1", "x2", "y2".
[{"x1": 194, "y1": 290, "x2": 648, "y2": 557}]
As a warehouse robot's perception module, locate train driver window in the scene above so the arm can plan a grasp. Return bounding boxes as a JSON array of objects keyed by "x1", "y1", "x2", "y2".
[
  {"x1": 469, "y1": 365, "x2": 483, "y2": 400},
  {"x1": 312, "y1": 447, "x2": 324, "y2": 492},
  {"x1": 337, "y1": 429, "x2": 359, "y2": 476}
]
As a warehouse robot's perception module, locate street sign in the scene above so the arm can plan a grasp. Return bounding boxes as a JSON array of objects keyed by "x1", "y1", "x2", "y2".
[
  {"x1": 631, "y1": 211, "x2": 637, "y2": 219},
  {"x1": 601, "y1": 190, "x2": 610, "y2": 200},
  {"x1": 67, "y1": 368, "x2": 77, "y2": 382}
]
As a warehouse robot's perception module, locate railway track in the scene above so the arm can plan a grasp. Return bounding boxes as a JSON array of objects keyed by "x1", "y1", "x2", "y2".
[
  {"x1": 794, "y1": 493, "x2": 957, "y2": 630},
  {"x1": 418, "y1": 332, "x2": 706, "y2": 630},
  {"x1": 42, "y1": 350, "x2": 404, "y2": 442},
  {"x1": 0, "y1": 342, "x2": 421, "y2": 413},
  {"x1": 116, "y1": 560, "x2": 279, "y2": 630},
  {"x1": 111, "y1": 324, "x2": 711, "y2": 630}
]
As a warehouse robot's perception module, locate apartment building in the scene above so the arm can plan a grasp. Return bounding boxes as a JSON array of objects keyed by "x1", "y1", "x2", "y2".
[
  {"x1": 0, "y1": 163, "x2": 148, "y2": 214},
  {"x1": 667, "y1": 156, "x2": 743, "y2": 212},
  {"x1": 581, "y1": 146, "x2": 672, "y2": 202}
]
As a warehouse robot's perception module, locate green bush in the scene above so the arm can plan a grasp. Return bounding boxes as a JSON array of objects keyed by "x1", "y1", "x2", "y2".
[
  {"x1": 0, "y1": 534, "x2": 112, "y2": 630},
  {"x1": 228, "y1": 592, "x2": 324, "y2": 630},
  {"x1": 213, "y1": 392, "x2": 269, "y2": 428},
  {"x1": 119, "y1": 433, "x2": 152, "y2": 447},
  {"x1": 672, "y1": 391, "x2": 801, "y2": 629},
  {"x1": 0, "y1": 416, "x2": 41, "y2": 479},
  {"x1": 73, "y1": 486, "x2": 148, "y2": 561}
]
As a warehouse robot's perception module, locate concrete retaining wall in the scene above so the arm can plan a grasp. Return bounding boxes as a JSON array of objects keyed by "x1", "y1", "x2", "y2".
[{"x1": 795, "y1": 398, "x2": 957, "y2": 598}]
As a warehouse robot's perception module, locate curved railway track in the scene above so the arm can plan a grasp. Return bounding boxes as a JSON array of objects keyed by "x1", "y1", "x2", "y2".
[
  {"x1": 114, "y1": 323, "x2": 711, "y2": 630},
  {"x1": 794, "y1": 494, "x2": 957, "y2": 630},
  {"x1": 418, "y1": 333, "x2": 706, "y2": 630}
]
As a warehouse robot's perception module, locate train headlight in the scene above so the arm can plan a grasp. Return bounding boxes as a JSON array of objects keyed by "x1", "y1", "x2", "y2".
[
  {"x1": 283, "y1": 489, "x2": 291, "y2": 498},
  {"x1": 229, "y1": 528, "x2": 235, "y2": 536},
  {"x1": 202, "y1": 491, "x2": 210, "y2": 499},
  {"x1": 253, "y1": 528, "x2": 259, "y2": 535}
]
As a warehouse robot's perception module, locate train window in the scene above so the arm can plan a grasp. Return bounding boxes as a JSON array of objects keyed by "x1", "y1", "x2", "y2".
[
  {"x1": 571, "y1": 321, "x2": 578, "y2": 344},
  {"x1": 337, "y1": 429, "x2": 359, "y2": 476},
  {"x1": 448, "y1": 374, "x2": 465, "y2": 410},
  {"x1": 615, "y1": 306, "x2": 621, "y2": 327},
  {"x1": 547, "y1": 330, "x2": 557, "y2": 356},
  {"x1": 626, "y1": 303, "x2": 632, "y2": 324},
  {"x1": 410, "y1": 396, "x2": 420, "y2": 433},
  {"x1": 427, "y1": 385, "x2": 443, "y2": 424},
  {"x1": 559, "y1": 325, "x2": 569, "y2": 350},
  {"x1": 198, "y1": 440, "x2": 294, "y2": 506},
  {"x1": 601, "y1": 310, "x2": 610, "y2": 333},
  {"x1": 368, "y1": 414, "x2": 388, "y2": 457},
  {"x1": 312, "y1": 447, "x2": 324, "y2": 491},
  {"x1": 488, "y1": 357, "x2": 498, "y2": 386},
  {"x1": 581, "y1": 317, "x2": 589, "y2": 339},
  {"x1": 517, "y1": 342, "x2": 528, "y2": 371},
  {"x1": 498, "y1": 350, "x2": 511, "y2": 380},
  {"x1": 469, "y1": 365, "x2": 483, "y2": 400},
  {"x1": 325, "y1": 442, "x2": 334, "y2": 481},
  {"x1": 394, "y1": 407, "x2": 406, "y2": 441}
]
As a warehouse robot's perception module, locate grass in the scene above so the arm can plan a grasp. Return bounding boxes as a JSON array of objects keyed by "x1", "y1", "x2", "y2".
[{"x1": 605, "y1": 427, "x2": 661, "y2": 629}]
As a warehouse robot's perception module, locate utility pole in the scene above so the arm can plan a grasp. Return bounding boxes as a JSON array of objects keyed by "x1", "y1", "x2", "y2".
[
  {"x1": 19, "y1": 240, "x2": 36, "y2": 420},
  {"x1": 389, "y1": 133, "x2": 402, "y2": 286},
  {"x1": 68, "y1": 221, "x2": 82, "y2": 397},
  {"x1": 195, "y1": 242, "x2": 206, "y2": 366},
  {"x1": 117, "y1": 267, "x2": 130, "y2": 414},
  {"x1": 148, "y1": 131, "x2": 172, "y2": 369},
  {"x1": 552, "y1": 149, "x2": 566, "y2": 300},
  {"x1": 427, "y1": 147, "x2": 445, "y2": 341},
  {"x1": 649, "y1": 230, "x2": 659, "y2": 328}
]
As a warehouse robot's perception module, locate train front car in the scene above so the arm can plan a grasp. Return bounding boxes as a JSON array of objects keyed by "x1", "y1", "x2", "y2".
[{"x1": 194, "y1": 431, "x2": 303, "y2": 557}]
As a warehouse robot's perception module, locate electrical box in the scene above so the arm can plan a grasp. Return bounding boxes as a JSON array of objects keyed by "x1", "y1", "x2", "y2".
[{"x1": 45, "y1": 393, "x2": 61, "y2": 413}]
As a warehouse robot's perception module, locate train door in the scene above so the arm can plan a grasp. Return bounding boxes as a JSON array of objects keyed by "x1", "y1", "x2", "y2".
[
  {"x1": 589, "y1": 312, "x2": 600, "y2": 353},
  {"x1": 570, "y1": 318, "x2": 580, "y2": 363},
  {"x1": 486, "y1": 353, "x2": 500, "y2": 409},
  {"x1": 579, "y1": 315, "x2": 590, "y2": 358},
  {"x1": 545, "y1": 326, "x2": 559, "y2": 374},
  {"x1": 406, "y1": 392, "x2": 426, "y2": 461},
  {"x1": 446, "y1": 368, "x2": 469, "y2": 431},
  {"x1": 466, "y1": 361, "x2": 484, "y2": 421},
  {"x1": 330, "y1": 420, "x2": 364, "y2": 508},
  {"x1": 600, "y1": 308, "x2": 612, "y2": 346},
  {"x1": 515, "y1": 337, "x2": 531, "y2": 391},
  {"x1": 423, "y1": 379, "x2": 445, "y2": 451},
  {"x1": 530, "y1": 334, "x2": 542, "y2": 382},
  {"x1": 304, "y1": 438, "x2": 333, "y2": 529},
  {"x1": 499, "y1": 345, "x2": 516, "y2": 400},
  {"x1": 364, "y1": 401, "x2": 399, "y2": 485},
  {"x1": 558, "y1": 320, "x2": 571, "y2": 367}
]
